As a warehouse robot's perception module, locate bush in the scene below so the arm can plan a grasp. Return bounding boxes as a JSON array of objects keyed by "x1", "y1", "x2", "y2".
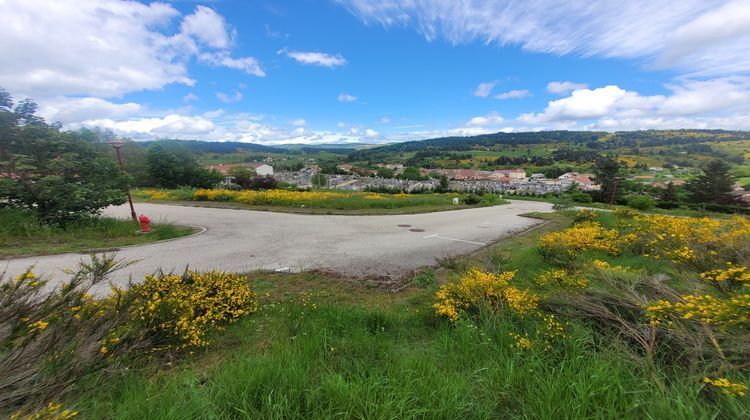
[
  {"x1": 463, "y1": 193, "x2": 482, "y2": 205},
  {"x1": 0, "y1": 255, "x2": 258, "y2": 413},
  {"x1": 569, "y1": 191, "x2": 593, "y2": 203},
  {"x1": 132, "y1": 270, "x2": 258, "y2": 348},
  {"x1": 627, "y1": 195, "x2": 655, "y2": 210}
]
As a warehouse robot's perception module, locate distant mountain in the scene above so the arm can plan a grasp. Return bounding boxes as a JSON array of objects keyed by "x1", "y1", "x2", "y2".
[
  {"x1": 143, "y1": 139, "x2": 285, "y2": 154},
  {"x1": 347, "y1": 129, "x2": 750, "y2": 162}
]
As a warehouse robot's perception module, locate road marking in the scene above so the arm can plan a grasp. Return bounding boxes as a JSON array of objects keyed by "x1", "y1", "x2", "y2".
[{"x1": 423, "y1": 234, "x2": 487, "y2": 246}]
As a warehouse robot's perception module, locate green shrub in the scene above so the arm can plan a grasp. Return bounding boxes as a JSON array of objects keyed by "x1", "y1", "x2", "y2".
[
  {"x1": 627, "y1": 195, "x2": 655, "y2": 210},
  {"x1": 463, "y1": 193, "x2": 482, "y2": 205}
]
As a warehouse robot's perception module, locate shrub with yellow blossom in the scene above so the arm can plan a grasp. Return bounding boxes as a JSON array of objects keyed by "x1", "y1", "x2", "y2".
[
  {"x1": 143, "y1": 189, "x2": 175, "y2": 200},
  {"x1": 633, "y1": 215, "x2": 750, "y2": 270},
  {"x1": 538, "y1": 221, "x2": 621, "y2": 265},
  {"x1": 132, "y1": 270, "x2": 258, "y2": 348},
  {"x1": 700, "y1": 263, "x2": 750, "y2": 294},
  {"x1": 10, "y1": 401, "x2": 78, "y2": 419},
  {"x1": 703, "y1": 377, "x2": 748, "y2": 397},
  {"x1": 433, "y1": 268, "x2": 538, "y2": 321},
  {"x1": 534, "y1": 268, "x2": 588, "y2": 288},
  {"x1": 646, "y1": 293, "x2": 750, "y2": 330}
]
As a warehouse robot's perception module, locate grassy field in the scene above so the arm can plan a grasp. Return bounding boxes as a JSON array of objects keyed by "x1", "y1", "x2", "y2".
[
  {"x1": 0, "y1": 208, "x2": 195, "y2": 257},
  {"x1": 133, "y1": 188, "x2": 508, "y2": 215},
  {"x1": 48, "y1": 210, "x2": 749, "y2": 419}
]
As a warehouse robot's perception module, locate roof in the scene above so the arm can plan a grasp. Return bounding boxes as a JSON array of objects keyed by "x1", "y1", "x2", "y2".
[{"x1": 247, "y1": 162, "x2": 270, "y2": 169}]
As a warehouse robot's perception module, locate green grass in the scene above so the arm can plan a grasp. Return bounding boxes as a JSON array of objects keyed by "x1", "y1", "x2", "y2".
[
  {"x1": 133, "y1": 188, "x2": 509, "y2": 215},
  {"x1": 63, "y1": 210, "x2": 749, "y2": 418},
  {"x1": 0, "y1": 208, "x2": 195, "y2": 258},
  {"x1": 69, "y1": 271, "x2": 748, "y2": 419}
]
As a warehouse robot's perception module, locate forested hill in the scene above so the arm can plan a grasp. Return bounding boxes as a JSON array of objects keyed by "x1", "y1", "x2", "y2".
[
  {"x1": 143, "y1": 139, "x2": 285, "y2": 154},
  {"x1": 347, "y1": 129, "x2": 750, "y2": 162}
]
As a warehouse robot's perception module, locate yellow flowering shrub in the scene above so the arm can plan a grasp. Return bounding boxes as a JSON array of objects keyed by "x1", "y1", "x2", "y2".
[
  {"x1": 10, "y1": 401, "x2": 78, "y2": 419},
  {"x1": 143, "y1": 189, "x2": 175, "y2": 200},
  {"x1": 509, "y1": 332, "x2": 533, "y2": 350},
  {"x1": 646, "y1": 293, "x2": 750, "y2": 329},
  {"x1": 433, "y1": 268, "x2": 538, "y2": 321},
  {"x1": 538, "y1": 221, "x2": 621, "y2": 264},
  {"x1": 633, "y1": 215, "x2": 750, "y2": 269},
  {"x1": 542, "y1": 314, "x2": 569, "y2": 351},
  {"x1": 703, "y1": 377, "x2": 748, "y2": 397},
  {"x1": 132, "y1": 270, "x2": 258, "y2": 348},
  {"x1": 701, "y1": 263, "x2": 750, "y2": 290},
  {"x1": 535, "y1": 268, "x2": 588, "y2": 288}
]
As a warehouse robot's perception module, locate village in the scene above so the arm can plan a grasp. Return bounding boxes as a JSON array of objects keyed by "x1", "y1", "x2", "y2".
[{"x1": 206, "y1": 161, "x2": 601, "y2": 194}]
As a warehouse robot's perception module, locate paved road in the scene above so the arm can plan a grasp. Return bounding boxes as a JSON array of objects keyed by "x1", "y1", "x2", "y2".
[{"x1": 3, "y1": 200, "x2": 553, "y2": 294}]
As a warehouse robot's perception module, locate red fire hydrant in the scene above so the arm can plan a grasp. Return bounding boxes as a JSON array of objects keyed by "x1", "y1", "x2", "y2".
[{"x1": 138, "y1": 214, "x2": 151, "y2": 233}]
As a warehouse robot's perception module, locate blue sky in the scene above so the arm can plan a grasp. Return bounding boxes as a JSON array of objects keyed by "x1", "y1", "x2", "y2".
[{"x1": 2, "y1": 1, "x2": 750, "y2": 144}]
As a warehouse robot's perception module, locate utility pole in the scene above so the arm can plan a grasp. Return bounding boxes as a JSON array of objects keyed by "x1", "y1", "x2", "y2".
[
  {"x1": 108, "y1": 140, "x2": 138, "y2": 222},
  {"x1": 610, "y1": 177, "x2": 621, "y2": 205}
]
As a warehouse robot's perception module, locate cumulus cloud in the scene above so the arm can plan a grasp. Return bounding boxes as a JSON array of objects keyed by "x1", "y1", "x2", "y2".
[
  {"x1": 290, "y1": 118, "x2": 306, "y2": 126},
  {"x1": 380, "y1": 116, "x2": 391, "y2": 123},
  {"x1": 519, "y1": 77, "x2": 750, "y2": 130},
  {"x1": 180, "y1": 5, "x2": 235, "y2": 49},
  {"x1": 183, "y1": 93, "x2": 199, "y2": 102},
  {"x1": 279, "y1": 49, "x2": 347, "y2": 67},
  {"x1": 37, "y1": 97, "x2": 142, "y2": 124},
  {"x1": 198, "y1": 51, "x2": 265, "y2": 77},
  {"x1": 547, "y1": 81, "x2": 588, "y2": 94},
  {"x1": 338, "y1": 93, "x2": 357, "y2": 102},
  {"x1": 474, "y1": 81, "x2": 496, "y2": 97},
  {"x1": 494, "y1": 89, "x2": 530, "y2": 100},
  {"x1": 337, "y1": 0, "x2": 750, "y2": 77},
  {"x1": 467, "y1": 112, "x2": 504, "y2": 127},
  {"x1": 216, "y1": 91, "x2": 243, "y2": 104},
  {"x1": 0, "y1": 1, "x2": 263, "y2": 98}
]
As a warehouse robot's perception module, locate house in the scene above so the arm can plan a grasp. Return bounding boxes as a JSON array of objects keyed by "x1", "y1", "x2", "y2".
[
  {"x1": 558, "y1": 172, "x2": 600, "y2": 191},
  {"x1": 489, "y1": 169, "x2": 526, "y2": 180},
  {"x1": 453, "y1": 169, "x2": 484, "y2": 180},
  {"x1": 247, "y1": 163, "x2": 274, "y2": 176},
  {"x1": 206, "y1": 163, "x2": 274, "y2": 176}
]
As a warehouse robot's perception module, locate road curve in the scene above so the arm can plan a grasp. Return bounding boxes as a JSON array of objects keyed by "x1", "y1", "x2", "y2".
[{"x1": 3, "y1": 200, "x2": 553, "y2": 295}]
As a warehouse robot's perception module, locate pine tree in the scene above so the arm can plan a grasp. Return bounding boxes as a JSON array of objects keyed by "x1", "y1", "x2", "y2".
[{"x1": 686, "y1": 160, "x2": 735, "y2": 204}]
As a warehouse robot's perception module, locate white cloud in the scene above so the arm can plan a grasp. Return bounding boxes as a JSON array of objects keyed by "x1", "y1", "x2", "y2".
[
  {"x1": 338, "y1": 93, "x2": 357, "y2": 102},
  {"x1": 180, "y1": 5, "x2": 234, "y2": 49},
  {"x1": 380, "y1": 116, "x2": 391, "y2": 123},
  {"x1": 494, "y1": 89, "x2": 530, "y2": 100},
  {"x1": 467, "y1": 112, "x2": 504, "y2": 127},
  {"x1": 198, "y1": 51, "x2": 265, "y2": 77},
  {"x1": 337, "y1": 0, "x2": 750, "y2": 77},
  {"x1": 547, "y1": 81, "x2": 588, "y2": 94},
  {"x1": 337, "y1": 121, "x2": 348, "y2": 128},
  {"x1": 519, "y1": 77, "x2": 750, "y2": 130},
  {"x1": 290, "y1": 118, "x2": 306, "y2": 126},
  {"x1": 279, "y1": 49, "x2": 347, "y2": 67},
  {"x1": 0, "y1": 1, "x2": 262, "y2": 99},
  {"x1": 474, "y1": 81, "x2": 496, "y2": 97},
  {"x1": 183, "y1": 93, "x2": 199, "y2": 102},
  {"x1": 216, "y1": 91, "x2": 243, "y2": 104},
  {"x1": 365, "y1": 128, "x2": 380, "y2": 138},
  {"x1": 37, "y1": 97, "x2": 142, "y2": 124},
  {"x1": 83, "y1": 114, "x2": 216, "y2": 138},
  {"x1": 202, "y1": 109, "x2": 225, "y2": 119}
]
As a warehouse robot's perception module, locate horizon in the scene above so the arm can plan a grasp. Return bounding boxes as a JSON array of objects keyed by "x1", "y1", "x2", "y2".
[{"x1": 3, "y1": 1, "x2": 750, "y2": 145}]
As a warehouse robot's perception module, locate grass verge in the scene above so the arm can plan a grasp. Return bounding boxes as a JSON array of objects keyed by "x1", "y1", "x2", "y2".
[
  {"x1": 0, "y1": 208, "x2": 195, "y2": 258},
  {"x1": 133, "y1": 188, "x2": 509, "y2": 215},
  {"x1": 56, "y1": 209, "x2": 749, "y2": 418}
]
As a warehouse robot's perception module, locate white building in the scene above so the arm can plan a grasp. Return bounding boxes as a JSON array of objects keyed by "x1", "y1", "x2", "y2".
[{"x1": 247, "y1": 163, "x2": 274, "y2": 176}]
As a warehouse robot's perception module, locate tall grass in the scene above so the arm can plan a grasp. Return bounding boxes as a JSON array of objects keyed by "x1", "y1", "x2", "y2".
[
  {"x1": 71, "y1": 289, "x2": 748, "y2": 418},
  {"x1": 0, "y1": 208, "x2": 193, "y2": 257}
]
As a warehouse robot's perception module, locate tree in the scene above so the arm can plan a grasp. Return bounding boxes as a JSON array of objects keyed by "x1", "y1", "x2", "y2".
[
  {"x1": 376, "y1": 168, "x2": 395, "y2": 178},
  {"x1": 251, "y1": 175, "x2": 277, "y2": 190},
  {"x1": 0, "y1": 90, "x2": 129, "y2": 224},
  {"x1": 399, "y1": 167, "x2": 426, "y2": 181},
  {"x1": 592, "y1": 156, "x2": 623, "y2": 203},
  {"x1": 146, "y1": 145, "x2": 183, "y2": 188},
  {"x1": 686, "y1": 159, "x2": 735, "y2": 204},
  {"x1": 228, "y1": 166, "x2": 256, "y2": 189},
  {"x1": 660, "y1": 182, "x2": 680, "y2": 202},
  {"x1": 311, "y1": 173, "x2": 327, "y2": 188}
]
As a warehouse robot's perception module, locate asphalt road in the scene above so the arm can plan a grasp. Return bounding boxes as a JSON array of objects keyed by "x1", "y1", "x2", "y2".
[{"x1": 4, "y1": 200, "x2": 553, "y2": 294}]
